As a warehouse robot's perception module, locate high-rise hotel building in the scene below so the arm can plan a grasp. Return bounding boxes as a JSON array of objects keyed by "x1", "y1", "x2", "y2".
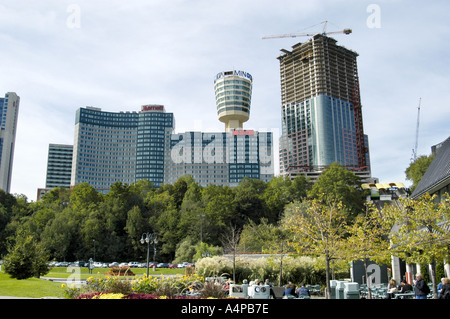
[
  {"x1": 45, "y1": 144, "x2": 73, "y2": 189},
  {"x1": 71, "y1": 105, "x2": 174, "y2": 192},
  {"x1": 0, "y1": 92, "x2": 20, "y2": 193},
  {"x1": 167, "y1": 130, "x2": 273, "y2": 187},
  {"x1": 277, "y1": 34, "x2": 371, "y2": 181},
  {"x1": 215, "y1": 70, "x2": 252, "y2": 132},
  {"x1": 43, "y1": 70, "x2": 272, "y2": 195},
  {"x1": 167, "y1": 70, "x2": 273, "y2": 186}
]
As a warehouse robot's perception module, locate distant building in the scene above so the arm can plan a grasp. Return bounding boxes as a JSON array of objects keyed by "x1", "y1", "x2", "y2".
[
  {"x1": 45, "y1": 144, "x2": 73, "y2": 189},
  {"x1": 71, "y1": 105, "x2": 174, "y2": 192},
  {"x1": 277, "y1": 35, "x2": 371, "y2": 182},
  {"x1": 0, "y1": 92, "x2": 20, "y2": 193},
  {"x1": 412, "y1": 136, "x2": 450, "y2": 201},
  {"x1": 167, "y1": 130, "x2": 273, "y2": 187},
  {"x1": 43, "y1": 70, "x2": 273, "y2": 194},
  {"x1": 167, "y1": 70, "x2": 273, "y2": 186},
  {"x1": 215, "y1": 70, "x2": 252, "y2": 132}
]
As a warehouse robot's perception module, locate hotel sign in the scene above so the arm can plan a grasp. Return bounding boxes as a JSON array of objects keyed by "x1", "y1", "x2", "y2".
[
  {"x1": 215, "y1": 70, "x2": 253, "y2": 83},
  {"x1": 141, "y1": 105, "x2": 164, "y2": 112},
  {"x1": 232, "y1": 130, "x2": 255, "y2": 136}
]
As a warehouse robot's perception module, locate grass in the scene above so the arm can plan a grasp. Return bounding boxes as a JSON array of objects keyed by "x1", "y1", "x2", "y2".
[
  {"x1": 42, "y1": 267, "x2": 185, "y2": 278},
  {"x1": 0, "y1": 267, "x2": 186, "y2": 298},
  {"x1": 0, "y1": 273, "x2": 64, "y2": 298}
]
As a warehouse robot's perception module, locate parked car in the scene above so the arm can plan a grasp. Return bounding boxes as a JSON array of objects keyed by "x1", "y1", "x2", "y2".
[
  {"x1": 128, "y1": 261, "x2": 140, "y2": 268},
  {"x1": 56, "y1": 262, "x2": 69, "y2": 267},
  {"x1": 109, "y1": 262, "x2": 119, "y2": 267},
  {"x1": 157, "y1": 263, "x2": 169, "y2": 268},
  {"x1": 168, "y1": 264, "x2": 178, "y2": 268}
]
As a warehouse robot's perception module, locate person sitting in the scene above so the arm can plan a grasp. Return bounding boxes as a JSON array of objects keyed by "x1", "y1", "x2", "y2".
[
  {"x1": 282, "y1": 282, "x2": 296, "y2": 298},
  {"x1": 386, "y1": 279, "x2": 398, "y2": 299},
  {"x1": 399, "y1": 280, "x2": 413, "y2": 293},
  {"x1": 296, "y1": 283, "x2": 311, "y2": 299},
  {"x1": 439, "y1": 278, "x2": 450, "y2": 299}
]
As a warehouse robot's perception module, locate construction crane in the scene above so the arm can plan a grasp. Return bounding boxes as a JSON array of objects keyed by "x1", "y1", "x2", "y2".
[
  {"x1": 262, "y1": 20, "x2": 352, "y2": 40},
  {"x1": 412, "y1": 98, "x2": 422, "y2": 162}
]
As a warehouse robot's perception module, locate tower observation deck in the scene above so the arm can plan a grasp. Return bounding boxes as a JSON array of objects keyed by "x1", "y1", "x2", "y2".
[{"x1": 214, "y1": 70, "x2": 252, "y2": 132}]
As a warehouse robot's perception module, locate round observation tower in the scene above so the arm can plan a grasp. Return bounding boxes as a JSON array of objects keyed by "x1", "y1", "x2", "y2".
[{"x1": 214, "y1": 70, "x2": 252, "y2": 132}]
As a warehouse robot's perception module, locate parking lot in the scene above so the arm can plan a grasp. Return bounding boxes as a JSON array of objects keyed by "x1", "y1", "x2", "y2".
[{"x1": 48, "y1": 261, "x2": 194, "y2": 269}]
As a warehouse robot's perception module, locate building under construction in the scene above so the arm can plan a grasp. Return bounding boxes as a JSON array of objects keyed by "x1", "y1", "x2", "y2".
[{"x1": 277, "y1": 34, "x2": 371, "y2": 182}]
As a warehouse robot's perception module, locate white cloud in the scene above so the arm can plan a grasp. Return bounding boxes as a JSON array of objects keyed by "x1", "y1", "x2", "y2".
[{"x1": 1, "y1": 0, "x2": 449, "y2": 200}]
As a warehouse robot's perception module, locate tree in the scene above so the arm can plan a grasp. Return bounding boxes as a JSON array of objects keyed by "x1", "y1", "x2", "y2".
[
  {"x1": 308, "y1": 162, "x2": 364, "y2": 220},
  {"x1": 263, "y1": 176, "x2": 293, "y2": 222},
  {"x1": 344, "y1": 204, "x2": 392, "y2": 298},
  {"x1": 405, "y1": 154, "x2": 434, "y2": 192},
  {"x1": 201, "y1": 184, "x2": 235, "y2": 246},
  {"x1": 173, "y1": 236, "x2": 197, "y2": 263},
  {"x1": 220, "y1": 224, "x2": 241, "y2": 283},
  {"x1": 40, "y1": 209, "x2": 77, "y2": 261},
  {"x1": 282, "y1": 199, "x2": 348, "y2": 298},
  {"x1": 232, "y1": 178, "x2": 267, "y2": 228},
  {"x1": 382, "y1": 193, "x2": 450, "y2": 299},
  {"x1": 3, "y1": 229, "x2": 50, "y2": 279}
]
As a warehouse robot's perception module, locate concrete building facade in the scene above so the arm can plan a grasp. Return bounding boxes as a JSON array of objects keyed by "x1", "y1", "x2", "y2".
[
  {"x1": 45, "y1": 144, "x2": 73, "y2": 189},
  {"x1": 71, "y1": 105, "x2": 174, "y2": 192},
  {"x1": 215, "y1": 70, "x2": 252, "y2": 132},
  {"x1": 0, "y1": 92, "x2": 20, "y2": 193},
  {"x1": 167, "y1": 130, "x2": 273, "y2": 187},
  {"x1": 277, "y1": 34, "x2": 370, "y2": 182}
]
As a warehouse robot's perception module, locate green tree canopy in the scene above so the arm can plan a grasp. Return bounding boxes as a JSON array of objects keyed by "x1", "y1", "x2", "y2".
[{"x1": 405, "y1": 154, "x2": 435, "y2": 192}]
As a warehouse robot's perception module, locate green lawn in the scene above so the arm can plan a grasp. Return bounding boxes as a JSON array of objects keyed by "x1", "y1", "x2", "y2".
[
  {"x1": 42, "y1": 266, "x2": 185, "y2": 278},
  {"x1": 0, "y1": 273, "x2": 64, "y2": 298},
  {"x1": 0, "y1": 267, "x2": 186, "y2": 298}
]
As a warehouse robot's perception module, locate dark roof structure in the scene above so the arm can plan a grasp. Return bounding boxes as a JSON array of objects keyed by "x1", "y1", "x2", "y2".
[{"x1": 412, "y1": 137, "x2": 450, "y2": 198}]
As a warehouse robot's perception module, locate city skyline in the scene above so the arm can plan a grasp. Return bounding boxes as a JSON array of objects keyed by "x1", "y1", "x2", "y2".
[{"x1": 1, "y1": 1, "x2": 449, "y2": 201}]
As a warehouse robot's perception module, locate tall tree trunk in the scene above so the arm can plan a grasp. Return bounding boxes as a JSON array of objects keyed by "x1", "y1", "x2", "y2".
[{"x1": 325, "y1": 254, "x2": 331, "y2": 299}]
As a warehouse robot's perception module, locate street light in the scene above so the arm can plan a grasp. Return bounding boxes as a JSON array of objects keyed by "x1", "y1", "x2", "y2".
[
  {"x1": 140, "y1": 232, "x2": 158, "y2": 277},
  {"x1": 197, "y1": 214, "x2": 205, "y2": 243}
]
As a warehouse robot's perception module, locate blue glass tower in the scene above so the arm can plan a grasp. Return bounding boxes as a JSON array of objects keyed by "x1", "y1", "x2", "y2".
[{"x1": 71, "y1": 105, "x2": 174, "y2": 191}]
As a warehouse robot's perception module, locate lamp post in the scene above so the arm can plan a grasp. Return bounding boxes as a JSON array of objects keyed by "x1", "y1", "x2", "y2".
[
  {"x1": 197, "y1": 214, "x2": 205, "y2": 243},
  {"x1": 141, "y1": 232, "x2": 158, "y2": 277}
]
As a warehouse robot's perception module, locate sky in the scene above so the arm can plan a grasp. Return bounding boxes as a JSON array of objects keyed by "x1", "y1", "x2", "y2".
[{"x1": 1, "y1": 0, "x2": 449, "y2": 201}]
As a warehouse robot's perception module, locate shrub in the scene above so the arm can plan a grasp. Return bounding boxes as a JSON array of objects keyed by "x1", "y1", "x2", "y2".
[
  {"x1": 200, "y1": 280, "x2": 228, "y2": 299},
  {"x1": 195, "y1": 256, "x2": 232, "y2": 278},
  {"x1": 3, "y1": 232, "x2": 50, "y2": 279},
  {"x1": 84, "y1": 276, "x2": 132, "y2": 295},
  {"x1": 105, "y1": 266, "x2": 135, "y2": 276}
]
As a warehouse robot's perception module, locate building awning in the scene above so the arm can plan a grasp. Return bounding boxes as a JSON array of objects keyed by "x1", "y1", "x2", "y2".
[
  {"x1": 375, "y1": 183, "x2": 391, "y2": 189},
  {"x1": 362, "y1": 182, "x2": 407, "y2": 190}
]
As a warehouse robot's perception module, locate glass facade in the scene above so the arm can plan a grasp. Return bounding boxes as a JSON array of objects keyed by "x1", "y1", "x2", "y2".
[
  {"x1": 278, "y1": 35, "x2": 370, "y2": 177},
  {"x1": 136, "y1": 109, "x2": 174, "y2": 187},
  {"x1": 72, "y1": 106, "x2": 174, "y2": 191},
  {"x1": 214, "y1": 70, "x2": 253, "y2": 131},
  {"x1": 0, "y1": 92, "x2": 19, "y2": 193},
  {"x1": 167, "y1": 130, "x2": 273, "y2": 187},
  {"x1": 45, "y1": 144, "x2": 73, "y2": 189},
  {"x1": 280, "y1": 95, "x2": 360, "y2": 172}
]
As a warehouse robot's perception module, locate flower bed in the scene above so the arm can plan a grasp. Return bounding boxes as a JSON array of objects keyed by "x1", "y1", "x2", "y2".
[
  {"x1": 105, "y1": 266, "x2": 135, "y2": 276},
  {"x1": 62, "y1": 273, "x2": 236, "y2": 299},
  {"x1": 76, "y1": 292, "x2": 204, "y2": 299}
]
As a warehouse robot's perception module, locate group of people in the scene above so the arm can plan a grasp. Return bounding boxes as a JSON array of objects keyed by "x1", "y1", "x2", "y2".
[
  {"x1": 282, "y1": 281, "x2": 311, "y2": 299},
  {"x1": 386, "y1": 274, "x2": 450, "y2": 299}
]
